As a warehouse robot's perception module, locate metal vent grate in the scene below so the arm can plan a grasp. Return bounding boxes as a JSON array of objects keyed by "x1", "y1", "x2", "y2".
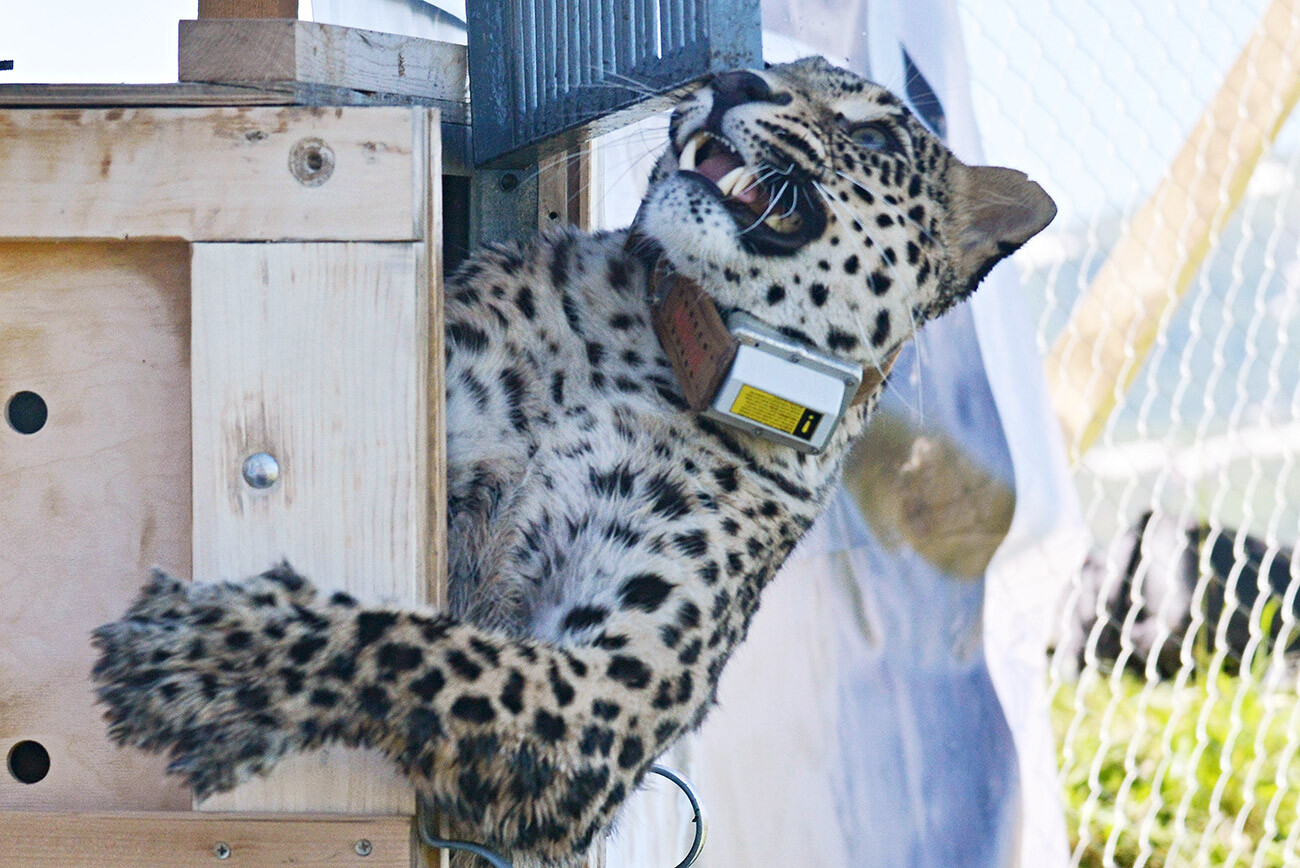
[{"x1": 466, "y1": 0, "x2": 761, "y2": 166}]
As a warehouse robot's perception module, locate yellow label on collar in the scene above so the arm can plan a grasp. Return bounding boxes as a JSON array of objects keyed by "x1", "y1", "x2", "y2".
[{"x1": 729, "y1": 385, "x2": 824, "y2": 442}]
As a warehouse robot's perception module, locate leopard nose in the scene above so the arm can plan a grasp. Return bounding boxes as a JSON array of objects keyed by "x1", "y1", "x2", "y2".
[{"x1": 706, "y1": 69, "x2": 792, "y2": 124}]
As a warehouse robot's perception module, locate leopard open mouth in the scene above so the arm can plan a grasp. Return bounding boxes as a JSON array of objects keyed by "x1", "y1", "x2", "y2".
[{"x1": 675, "y1": 130, "x2": 826, "y2": 256}]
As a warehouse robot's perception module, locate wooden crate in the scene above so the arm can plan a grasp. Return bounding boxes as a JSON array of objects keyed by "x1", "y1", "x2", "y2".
[{"x1": 0, "y1": 95, "x2": 445, "y2": 865}]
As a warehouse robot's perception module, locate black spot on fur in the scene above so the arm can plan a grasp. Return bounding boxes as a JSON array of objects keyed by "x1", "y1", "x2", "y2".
[
  {"x1": 697, "y1": 561, "x2": 720, "y2": 585},
  {"x1": 359, "y1": 684, "x2": 391, "y2": 718},
  {"x1": 843, "y1": 255, "x2": 860, "y2": 275},
  {"x1": 678, "y1": 638, "x2": 703, "y2": 665},
  {"x1": 469, "y1": 637, "x2": 501, "y2": 667},
  {"x1": 607, "y1": 655, "x2": 651, "y2": 689},
  {"x1": 617, "y1": 736, "x2": 645, "y2": 770},
  {"x1": 868, "y1": 270, "x2": 893, "y2": 296},
  {"x1": 827, "y1": 328, "x2": 860, "y2": 352},
  {"x1": 809, "y1": 282, "x2": 829, "y2": 306},
  {"x1": 590, "y1": 464, "x2": 636, "y2": 498},
  {"x1": 533, "y1": 709, "x2": 567, "y2": 742},
  {"x1": 310, "y1": 688, "x2": 339, "y2": 708},
  {"x1": 766, "y1": 283, "x2": 786, "y2": 304},
  {"x1": 645, "y1": 473, "x2": 690, "y2": 519},
  {"x1": 235, "y1": 684, "x2": 269, "y2": 710},
  {"x1": 561, "y1": 605, "x2": 609, "y2": 632},
  {"x1": 608, "y1": 258, "x2": 631, "y2": 289},
  {"x1": 673, "y1": 529, "x2": 709, "y2": 557},
  {"x1": 224, "y1": 630, "x2": 252, "y2": 650},
  {"x1": 289, "y1": 633, "x2": 328, "y2": 665},
  {"x1": 712, "y1": 465, "x2": 738, "y2": 492},
  {"x1": 410, "y1": 668, "x2": 446, "y2": 701},
  {"x1": 499, "y1": 669, "x2": 526, "y2": 714},
  {"x1": 580, "y1": 724, "x2": 616, "y2": 756},
  {"x1": 618, "y1": 572, "x2": 674, "y2": 613},
  {"x1": 592, "y1": 700, "x2": 621, "y2": 721},
  {"x1": 447, "y1": 321, "x2": 489, "y2": 353},
  {"x1": 377, "y1": 642, "x2": 422, "y2": 673},
  {"x1": 355, "y1": 611, "x2": 398, "y2": 649},
  {"x1": 445, "y1": 649, "x2": 483, "y2": 681},
  {"x1": 548, "y1": 661, "x2": 576, "y2": 706},
  {"x1": 450, "y1": 694, "x2": 496, "y2": 724},
  {"x1": 870, "y1": 310, "x2": 892, "y2": 347},
  {"x1": 514, "y1": 286, "x2": 536, "y2": 319}
]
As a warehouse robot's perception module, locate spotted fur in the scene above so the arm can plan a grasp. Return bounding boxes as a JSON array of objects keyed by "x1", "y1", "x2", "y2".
[{"x1": 92, "y1": 58, "x2": 1054, "y2": 866}]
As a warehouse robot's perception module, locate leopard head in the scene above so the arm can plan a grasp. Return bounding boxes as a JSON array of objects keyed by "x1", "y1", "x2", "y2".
[{"x1": 633, "y1": 56, "x2": 1056, "y2": 376}]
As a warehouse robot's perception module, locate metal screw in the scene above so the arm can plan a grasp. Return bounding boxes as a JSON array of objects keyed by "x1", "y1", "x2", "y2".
[
  {"x1": 289, "y1": 137, "x2": 335, "y2": 186},
  {"x1": 355, "y1": 839, "x2": 373, "y2": 857},
  {"x1": 498, "y1": 172, "x2": 520, "y2": 192},
  {"x1": 213, "y1": 842, "x2": 231, "y2": 860},
  {"x1": 242, "y1": 452, "x2": 280, "y2": 489}
]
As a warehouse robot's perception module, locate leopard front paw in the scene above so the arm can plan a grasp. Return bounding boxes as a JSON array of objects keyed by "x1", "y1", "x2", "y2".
[{"x1": 91, "y1": 565, "x2": 321, "y2": 798}]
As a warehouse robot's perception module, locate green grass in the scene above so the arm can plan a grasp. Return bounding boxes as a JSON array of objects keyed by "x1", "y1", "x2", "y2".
[{"x1": 1052, "y1": 668, "x2": 1300, "y2": 868}]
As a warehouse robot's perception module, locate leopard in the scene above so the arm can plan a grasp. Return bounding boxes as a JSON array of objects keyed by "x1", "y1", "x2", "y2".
[{"x1": 91, "y1": 56, "x2": 1055, "y2": 867}]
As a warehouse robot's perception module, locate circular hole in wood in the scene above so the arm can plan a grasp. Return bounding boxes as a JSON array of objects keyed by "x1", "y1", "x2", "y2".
[
  {"x1": 8, "y1": 740, "x2": 50, "y2": 784},
  {"x1": 6, "y1": 390, "x2": 48, "y2": 434}
]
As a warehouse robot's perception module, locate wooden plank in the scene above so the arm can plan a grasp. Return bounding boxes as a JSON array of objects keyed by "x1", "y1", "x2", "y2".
[
  {"x1": 0, "y1": 811, "x2": 411, "y2": 868},
  {"x1": 198, "y1": 0, "x2": 298, "y2": 18},
  {"x1": 419, "y1": 110, "x2": 448, "y2": 610},
  {"x1": 0, "y1": 107, "x2": 422, "y2": 242},
  {"x1": 190, "y1": 242, "x2": 438, "y2": 814},
  {"x1": 0, "y1": 242, "x2": 192, "y2": 812},
  {"x1": 537, "y1": 143, "x2": 593, "y2": 230},
  {"x1": 1046, "y1": 0, "x2": 1300, "y2": 456},
  {"x1": 179, "y1": 20, "x2": 468, "y2": 104}
]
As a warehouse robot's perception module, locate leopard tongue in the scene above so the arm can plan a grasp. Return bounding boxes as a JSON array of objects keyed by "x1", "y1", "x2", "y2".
[{"x1": 696, "y1": 153, "x2": 769, "y2": 213}]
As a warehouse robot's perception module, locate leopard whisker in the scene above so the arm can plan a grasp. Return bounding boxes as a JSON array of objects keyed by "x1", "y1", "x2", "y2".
[{"x1": 738, "y1": 180, "x2": 788, "y2": 236}]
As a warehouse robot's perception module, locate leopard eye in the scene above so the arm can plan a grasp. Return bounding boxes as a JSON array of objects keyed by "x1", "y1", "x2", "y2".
[{"x1": 850, "y1": 121, "x2": 903, "y2": 154}]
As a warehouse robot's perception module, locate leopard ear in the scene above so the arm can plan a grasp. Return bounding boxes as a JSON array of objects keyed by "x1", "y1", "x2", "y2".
[{"x1": 949, "y1": 164, "x2": 1056, "y2": 291}]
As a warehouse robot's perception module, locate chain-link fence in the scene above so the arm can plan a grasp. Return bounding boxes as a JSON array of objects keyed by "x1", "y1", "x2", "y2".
[{"x1": 960, "y1": 0, "x2": 1300, "y2": 864}]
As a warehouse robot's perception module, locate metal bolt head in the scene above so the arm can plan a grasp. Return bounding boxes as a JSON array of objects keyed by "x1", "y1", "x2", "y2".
[
  {"x1": 355, "y1": 839, "x2": 373, "y2": 857},
  {"x1": 242, "y1": 452, "x2": 280, "y2": 489},
  {"x1": 498, "y1": 172, "x2": 520, "y2": 192},
  {"x1": 213, "y1": 842, "x2": 231, "y2": 859}
]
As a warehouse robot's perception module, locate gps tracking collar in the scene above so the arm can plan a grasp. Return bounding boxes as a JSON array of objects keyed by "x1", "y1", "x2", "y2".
[{"x1": 646, "y1": 255, "x2": 899, "y2": 454}]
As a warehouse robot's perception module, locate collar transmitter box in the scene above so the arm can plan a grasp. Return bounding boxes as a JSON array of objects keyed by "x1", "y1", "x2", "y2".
[{"x1": 651, "y1": 268, "x2": 865, "y2": 454}]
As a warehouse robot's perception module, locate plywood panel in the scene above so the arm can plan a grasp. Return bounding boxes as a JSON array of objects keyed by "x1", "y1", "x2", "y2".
[
  {"x1": 0, "y1": 242, "x2": 192, "y2": 811},
  {"x1": 0, "y1": 811, "x2": 412, "y2": 867},
  {"x1": 0, "y1": 107, "x2": 422, "y2": 242},
  {"x1": 190, "y1": 242, "x2": 437, "y2": 813}
]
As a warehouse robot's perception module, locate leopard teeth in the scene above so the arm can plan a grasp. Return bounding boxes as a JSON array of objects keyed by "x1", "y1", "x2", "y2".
[
  {"x1": 717, "y1": 166, "x2": 756, "y2": 197},
  {"x1": 679, "y1": 135, "x2": 703, "y2": 170}
]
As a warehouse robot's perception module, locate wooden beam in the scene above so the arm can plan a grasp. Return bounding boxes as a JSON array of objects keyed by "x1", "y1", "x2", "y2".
[
  {"x1": 537, "y1": 145, "x2": 594, "y2": 231},
  {"x1": 180, "y1": 20, "x2": 468, "y2": 104},
  {"x1": 0, "y1": 106, "x2": 424, "y2": 242},
  {"x1": 198, "y1": 0, "x2": 298, "y2": 18},
  {"x1": 0, "y1": 811, "x2": 412, "y2": 868},
  {"x1": 189, "y1": 242, "x2": 437, "y2": 815},
  {"x1": 1046, "y1": 0, "x2": 1300, "y2": 456}
]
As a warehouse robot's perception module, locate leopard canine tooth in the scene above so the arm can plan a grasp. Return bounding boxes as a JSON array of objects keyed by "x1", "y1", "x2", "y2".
[
  {"x1": 679, "y1": 134, "x2": 705, "y2": 170},
  {"x1": 716, "y1": 165, "x2": 756, "y2": 198}
]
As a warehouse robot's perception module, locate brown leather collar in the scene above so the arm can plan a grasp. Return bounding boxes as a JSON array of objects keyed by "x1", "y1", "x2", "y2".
[{"x1": 646, "y1": 255, "x2": 899, "y2": 412}]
